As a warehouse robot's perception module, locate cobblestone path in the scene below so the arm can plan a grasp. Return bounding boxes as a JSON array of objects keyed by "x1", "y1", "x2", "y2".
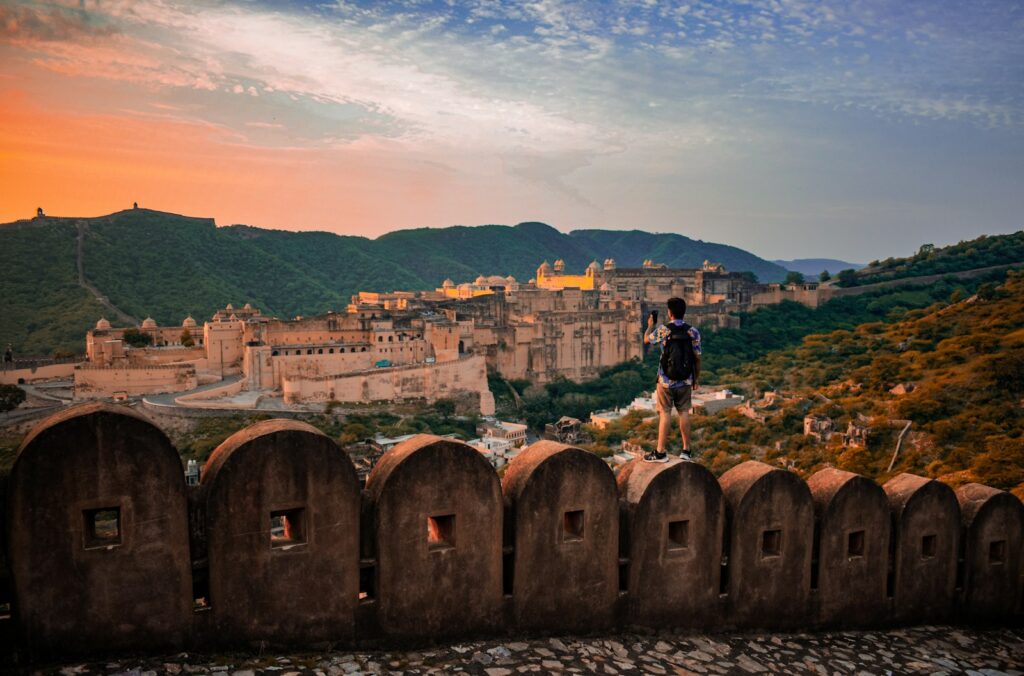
[{"x1": 33, "y1": 625, "x2": 1024, "y2": 675}]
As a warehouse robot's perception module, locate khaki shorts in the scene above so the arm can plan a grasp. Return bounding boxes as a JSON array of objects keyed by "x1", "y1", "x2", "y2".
[{"x1": 656, "y1": 383, "x2": 692, "y2": 413}]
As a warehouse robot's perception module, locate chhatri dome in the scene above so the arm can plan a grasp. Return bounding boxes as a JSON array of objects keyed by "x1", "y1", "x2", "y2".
[
  {"x1": 141, "y1": 317, "x2": 157, "y2": 329},
  {"x1": 95, "y1": 317, "x2": 111, "y2": 330},
  {"x1": 243, "y1": 303, "x2": 253, "y2": 310},
  {"x1": 475, "y1": 275, "x2": 488, "y2": 286},
  {"x1": 182, "y1": 315, "x2": 197, "y2": 328},
  {"x1": 587, "y1": 260, "x2": 601, "y2": 272},
  {"x1": 553, "y1": 259, "x2": 565, "y2": 271},
  {"x1": 442, "y1": 278, "x2": 454, "y2": 289},
  {"x1": 225, "y1": 303, "x2": 234, "y2": 311}
]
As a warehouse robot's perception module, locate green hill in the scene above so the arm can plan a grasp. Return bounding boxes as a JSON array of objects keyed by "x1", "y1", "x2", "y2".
[
  {"x1": 840, "y1": 231, "x2": 1024, "y2": 286},
  {"x1": 0, "y1": 209, "x2": 787, "y2": 355}
]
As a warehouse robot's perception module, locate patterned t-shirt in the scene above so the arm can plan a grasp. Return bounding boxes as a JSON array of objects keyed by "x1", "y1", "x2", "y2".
[{"x1": 650, "y1": 320, "x2": 702, "y2": 388}]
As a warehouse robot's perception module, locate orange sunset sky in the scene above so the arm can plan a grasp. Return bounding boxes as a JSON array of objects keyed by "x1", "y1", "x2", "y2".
[{"x1": 1, "y1": 0, "x2": 1022, "y2": 261}]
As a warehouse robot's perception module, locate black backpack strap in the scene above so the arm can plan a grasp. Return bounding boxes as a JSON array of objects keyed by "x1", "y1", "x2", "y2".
[{"x1": 666, "y1": 322, "x2": 690, "y2": 338}]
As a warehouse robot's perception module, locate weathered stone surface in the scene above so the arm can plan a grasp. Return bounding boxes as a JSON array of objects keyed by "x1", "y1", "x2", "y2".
[
  {"x1": 719, "y1": 460, "x2": 814, "y2": 629},
  {"x1": 202, "y1": 419, "x2": 361, "y2": 645},
  {"x1": 617, "y1": 459, "x2": 725, "y2": 628},
  {"x1": 956, "y1": 483, "x2": 1024, "y2": 621},
  {"x1": 503, "y1": 441, "x2": 619, "y2": 633},
  {"x1": 6, "y1": 403, "x2": 192, "y2": 659},
  {"x1": 807, "y1": 468, "x2": 890, "y2": 627},
  {"x1": 883, "y1": 473, "x2": 960, "y2": 624},
  {"x1": 365, "y1": 434, "x2": 503, "y2": 638}
]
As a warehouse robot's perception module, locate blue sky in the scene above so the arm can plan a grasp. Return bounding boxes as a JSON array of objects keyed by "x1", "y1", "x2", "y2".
[{"x1": 0, "y1": 0, "x2": 1022, "y2": 261}]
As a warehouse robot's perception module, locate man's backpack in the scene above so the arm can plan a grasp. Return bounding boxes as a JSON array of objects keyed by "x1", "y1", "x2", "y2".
[{"x1": 660, "y1": 322, "x2": 695, "y2": 382}]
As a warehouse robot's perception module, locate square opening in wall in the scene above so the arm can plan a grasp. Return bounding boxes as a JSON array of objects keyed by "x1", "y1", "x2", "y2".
[
  {"x1": 427, "y1": 514, "x2": 456, "y2": 550},
  {"x1": 667, "y1": 520, "x2": 690, "y2": 551},
  {"x1": 921, "y1": 534, "x2": 936, "y2": 559},
  {"x1": 761, "y1": 529, "x2": 782, "y2": 558},
  {"x1": 847, "y1": 530, "x2": 866, "y2": 558},
  {"x1": 563, "y1": 510, "x2": 585, "y2": 542},
  {"x1": 83, "y1": 507, "x2": 121, "y2": 549},
  {"x1": 192, "y1": 566, "x2": 211, "y2": 612},
  {"x1": 270, "y1": 508, "x2": 306, "y2": 549},
  {"x1": 989, "y1": 539, "x2": 1006, "y2": 565},
  {"x1": 359, "y1": 563, "x2": 376, "y2": 601}
]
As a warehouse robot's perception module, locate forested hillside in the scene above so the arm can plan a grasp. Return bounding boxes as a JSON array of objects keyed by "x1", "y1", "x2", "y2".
[
  {"x1": 841, "y1": 231, "x2": 1024, "y2": 286},
  {"x1": 0, "y1": 220, "x2": 108, "y2": 355},
  {"x1": 0, "y1": 209, "x2": 787, "y2": 354}
]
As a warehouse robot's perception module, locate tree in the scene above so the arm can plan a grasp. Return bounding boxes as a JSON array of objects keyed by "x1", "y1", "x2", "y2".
[
  {"x1": 0, "y1": 384, "x2": 26, "y2": 412},
  {"x1": 784, "y1": 271, "x2": 805, "y2": 286},
  {"x1": 972, "y1": 436, "x2": 1024, "y2": 490},
  {"x1": 819, "y1": 270, "x2": 831, "y2": 282},
  {"x1": 521, "y1": 384, "x2": 552, "y2": 430},
  {"x1": 180, "y1": 328, "x2": 195, "y2": 348},
  {"x1": 837, "y1": 269, "x2": 857, "y2": 286},
  {"x1": 737, "y1": 271, "x2": 759, "y2": 284},
  {"x1": 122, "y1": 328, "x2": 153, "y2": 348},
  {"x1": 977, "y1": 282, "x2": 998, "y2": 301},
  {"x1": 434, "y1": 398, "x2": 456, "y2": 420}
]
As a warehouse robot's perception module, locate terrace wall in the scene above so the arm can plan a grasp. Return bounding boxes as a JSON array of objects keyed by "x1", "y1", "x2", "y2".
[{"x1": 3, "y1": 404, "x2": 1022, "y2": 660}]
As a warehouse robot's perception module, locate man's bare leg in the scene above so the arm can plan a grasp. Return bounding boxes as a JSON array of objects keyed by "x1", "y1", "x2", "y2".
[
  {"x1": 657, "y1": 409, "x2": 672, "y2": 452},
  {"x1": 678, "y1": 410, "x2": 691, "y2": 453}
]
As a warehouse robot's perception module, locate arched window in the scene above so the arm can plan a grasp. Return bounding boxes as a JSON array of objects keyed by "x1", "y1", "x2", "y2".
[
  {"x1": 307, "y1": 349, "x2": 313, "y2": 355},
  {"x1": 329, "y1": 348, "x2": 334, "y2": 354},
  {"x1": 318, "y1": 348, "x2": 323, "y2": 354},
  {"x1": 272, "y1": 350, "x2": 279, "y2": 356}
]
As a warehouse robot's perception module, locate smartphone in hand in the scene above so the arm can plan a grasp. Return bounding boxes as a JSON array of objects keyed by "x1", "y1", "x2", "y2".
[{"x1": 651, "y1": 310, "x2": 659, "y2": 323}]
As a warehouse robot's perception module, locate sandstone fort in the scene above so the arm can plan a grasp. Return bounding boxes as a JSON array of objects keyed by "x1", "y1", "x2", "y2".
[{"x1": 36, "y1": 258, "x2": 832, "y2": 413}]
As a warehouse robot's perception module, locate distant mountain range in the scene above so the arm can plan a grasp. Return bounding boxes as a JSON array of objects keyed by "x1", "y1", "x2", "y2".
[
  {"x1": 773, "y1": 258, "x2": 865, "y2": 277},
  {"x1": 0, "y1": 209, "x2": 789, "y2": 354}
]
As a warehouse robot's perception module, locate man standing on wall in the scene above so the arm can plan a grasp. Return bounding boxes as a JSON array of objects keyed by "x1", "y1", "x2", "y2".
[{"x1": 643, "y1": 297, "x2": 701, "y2": 463}]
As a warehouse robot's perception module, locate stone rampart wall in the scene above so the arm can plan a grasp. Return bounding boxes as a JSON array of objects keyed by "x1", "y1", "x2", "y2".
[
  {"x1": 280, "y1": 354, "x2": 493, "y2": 414},
  {"x1": 4, "y1": 405, "x2": 1022, "y2": 660},
  {"x1": 0, "y1": 363, "x2": 77, "y2": 385},
  {"x1": 73, "y1": 364, "x2": 198, "y2": 400}
]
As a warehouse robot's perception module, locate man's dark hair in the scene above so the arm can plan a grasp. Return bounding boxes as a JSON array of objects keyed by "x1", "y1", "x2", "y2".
[{"x1": 666, "y1": 297, "x2": 686, "y2": 320}]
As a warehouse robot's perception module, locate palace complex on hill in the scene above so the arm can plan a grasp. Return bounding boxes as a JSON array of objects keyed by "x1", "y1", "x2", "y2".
[{"x1": 74, "y1": 259, "x2": 827, "y2": 412}]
